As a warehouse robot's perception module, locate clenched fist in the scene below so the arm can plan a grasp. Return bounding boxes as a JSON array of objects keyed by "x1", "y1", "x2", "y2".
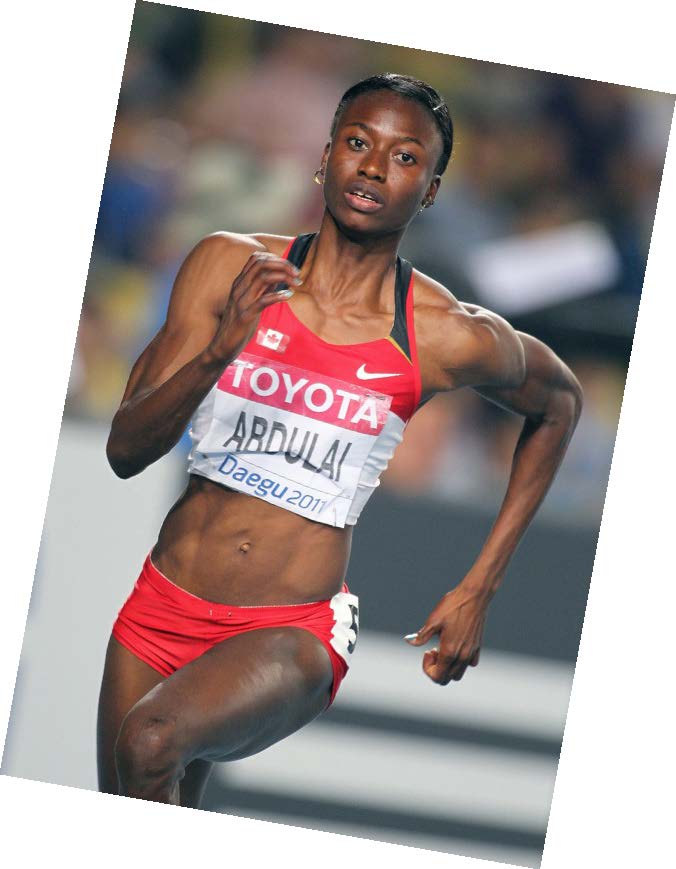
[
  {"x1": 405, "y1": 585, "x2": 487, "y2": 685},
  {"x1": 207, "y1": 251, "x2": 302, "y2": 364}
]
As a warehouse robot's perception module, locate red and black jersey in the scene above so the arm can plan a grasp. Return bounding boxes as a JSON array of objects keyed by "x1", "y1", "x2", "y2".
[{"x1": 188, "y1": 233, "x2": 422, "y2": 527}]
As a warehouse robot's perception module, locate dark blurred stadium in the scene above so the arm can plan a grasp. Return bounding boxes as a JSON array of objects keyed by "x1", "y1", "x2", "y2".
[{"x1": 5, "y1": 4, "x2": 672, "y2": 867}]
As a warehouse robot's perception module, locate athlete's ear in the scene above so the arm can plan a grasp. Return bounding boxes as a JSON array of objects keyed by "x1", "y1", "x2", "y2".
[
  {"x1": 321, "y1": 140, "x2": 331, "y2": 171},
  {"x1": 425, "y1": 175, "x2": 441, "y2": 207}
]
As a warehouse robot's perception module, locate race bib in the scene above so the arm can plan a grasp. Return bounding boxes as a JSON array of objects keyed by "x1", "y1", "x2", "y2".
[{"x1": 190, "y1": 353, "x2": 392, "y2": 526}]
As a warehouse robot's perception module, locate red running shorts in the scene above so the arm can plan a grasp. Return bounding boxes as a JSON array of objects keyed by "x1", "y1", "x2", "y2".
[{"x1": 112, "y1": 554, "x2": 359, "y2": 707}]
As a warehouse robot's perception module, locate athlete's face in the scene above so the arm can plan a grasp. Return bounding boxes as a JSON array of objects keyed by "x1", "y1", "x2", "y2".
[{"x1": 322, "y1": 90, "x2": 443, "y2": 236}]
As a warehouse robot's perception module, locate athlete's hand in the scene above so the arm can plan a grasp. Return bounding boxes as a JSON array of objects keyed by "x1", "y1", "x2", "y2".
[
  {"x1": 207, "y1": 252, "x2": 302, "y2": 364},
  {"x1": 404, "y1": 586, "x2": 488, "y2": 684}
]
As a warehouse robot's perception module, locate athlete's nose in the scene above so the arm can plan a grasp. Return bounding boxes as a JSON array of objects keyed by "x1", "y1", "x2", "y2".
[{"x1": 358, "y1": 148, "x2": 387, "y2": 182}]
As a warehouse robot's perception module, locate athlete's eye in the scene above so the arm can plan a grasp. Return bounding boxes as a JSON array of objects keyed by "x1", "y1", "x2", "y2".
[
  {"x1": 347, "y1": 136, "x2": 367, "y2": 150},
  {"x1": 395, "y1": 152, "x2": 417, "y2": 165}
]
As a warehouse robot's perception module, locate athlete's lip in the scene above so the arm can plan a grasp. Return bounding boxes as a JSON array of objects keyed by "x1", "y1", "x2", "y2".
[{"x1": 344, "y1": 181, "x2": 385, "y2": 211}]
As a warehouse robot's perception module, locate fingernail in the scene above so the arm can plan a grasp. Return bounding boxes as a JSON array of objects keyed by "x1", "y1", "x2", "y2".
[
  {"x1": 403, "y1": 633, "x2": 418, "y2": 641},
  {"x1": 278, "y1": 289, "x2": 294, "y2": 298},
  {"x1": 293, "y1": 278, "x2": 303, "y2": 286}
]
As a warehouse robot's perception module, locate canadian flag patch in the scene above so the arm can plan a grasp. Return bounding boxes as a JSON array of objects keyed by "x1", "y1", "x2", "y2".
[{"x1": 256, "y1": 327, "x2": 290, "y2": 353}]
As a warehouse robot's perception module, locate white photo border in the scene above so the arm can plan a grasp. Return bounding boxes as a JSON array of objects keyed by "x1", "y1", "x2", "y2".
[{"x1": 2, "y1": 2, "x2": 673, "y2": 868}]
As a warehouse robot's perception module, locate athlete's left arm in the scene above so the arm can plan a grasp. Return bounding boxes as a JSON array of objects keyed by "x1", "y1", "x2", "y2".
[{"x1": 407, "y1": 305, "x2": 583, "y2": 685}]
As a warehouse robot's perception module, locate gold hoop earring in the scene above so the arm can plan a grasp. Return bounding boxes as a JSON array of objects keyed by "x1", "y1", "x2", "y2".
[{"x1": 313, "y1": 168, "x2": 325, "y2": 185}]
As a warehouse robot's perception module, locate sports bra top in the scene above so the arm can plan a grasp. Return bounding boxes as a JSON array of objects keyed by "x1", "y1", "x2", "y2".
[{"x1": 187, "y1": 232, "x2": 422, "y2": 527}]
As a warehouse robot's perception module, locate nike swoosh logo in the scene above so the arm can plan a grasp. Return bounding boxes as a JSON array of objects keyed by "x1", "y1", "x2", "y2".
[{"x1": 356, "y1": 364, "x2": 402, "y2": 380}]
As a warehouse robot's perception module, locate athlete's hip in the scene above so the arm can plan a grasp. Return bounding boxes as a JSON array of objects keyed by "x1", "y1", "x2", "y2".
[{"x1": 112, "y1": 552, "x2": 359, "y2": 705}]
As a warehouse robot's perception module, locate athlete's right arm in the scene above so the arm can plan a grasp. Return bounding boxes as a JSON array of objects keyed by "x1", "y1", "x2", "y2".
[{"x1": 106, "y1": 233, "x2": 300, "y2": 479}]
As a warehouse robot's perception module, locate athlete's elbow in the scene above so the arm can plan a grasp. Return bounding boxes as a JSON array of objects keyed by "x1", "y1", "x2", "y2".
[
  {"x1": 567, "y1": 376, "x2": 584, "y2": 426},
  {"x1": 106, "y1": 443, "x2": 138, "y2": 479},
  {"x1": 106, "y1": 430, "x2": 145, "y2": 479},
  {"x1": 545, "y1": 377, "x2": 584, "y2": 430},
  {"x1": 109, "y1": 460, "x2": 139, "y2": 480},
  {"x1": 559, "y1": 363, "x2": 584, "y2": 423}
]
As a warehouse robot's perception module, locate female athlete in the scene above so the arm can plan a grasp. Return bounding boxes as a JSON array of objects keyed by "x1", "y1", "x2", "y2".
[{"x1": 98, "y1": 73, "x2": 583, "y2": 807}]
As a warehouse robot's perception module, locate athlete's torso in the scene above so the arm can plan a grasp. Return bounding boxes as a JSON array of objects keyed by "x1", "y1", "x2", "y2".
[
  {"x1": 152, "y1": 233, "x2": 422, "y2": 605},
  {"x1": 188, "y1": 233, "x2": 422, "y2": 527}
]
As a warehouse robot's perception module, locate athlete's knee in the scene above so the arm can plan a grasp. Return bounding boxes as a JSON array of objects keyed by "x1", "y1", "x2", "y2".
[{"x1": 115, "y1": 707, "x2": 184, "y2": 798}]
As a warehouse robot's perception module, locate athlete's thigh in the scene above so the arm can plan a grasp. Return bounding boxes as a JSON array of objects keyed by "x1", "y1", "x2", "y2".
[
  {"x1": 97, "y1": 635, "x2": 164, "y2": 794},
  {"x1": 96, "y1": 635, "x2": 213, "y2": 805},
  {"x1": 125, "y1": 626, "x2": 334, "y2": 767}
]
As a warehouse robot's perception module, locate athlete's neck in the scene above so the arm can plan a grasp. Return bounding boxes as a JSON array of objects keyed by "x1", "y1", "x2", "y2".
[{"x1": 300, "y1": 213, "x2": 403, "y2": 311}]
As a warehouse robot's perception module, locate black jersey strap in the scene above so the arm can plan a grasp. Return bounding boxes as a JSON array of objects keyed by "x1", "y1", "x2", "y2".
[
  {"x1": 285, "y1": 233, "x2": 315, "y2": 268},
  {"x1": 284, "y1": 232, "x2": 413, "y2": 363},
  {"x1": 390, "y1": 256, "x2": 413, "y2": 363}
]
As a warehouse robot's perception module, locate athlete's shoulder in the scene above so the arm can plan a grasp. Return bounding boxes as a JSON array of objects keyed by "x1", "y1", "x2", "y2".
[
  {"x1": 180, "y1": 231, "x2": 293, "y2": 292},
  {"x1": 409, "y1": 267, "x2": 486, "y2": 349},
  {"x1": 249, "y1": 233, "x2": 295, "y2": 257},
  {"x1": 164, "y1": 231, "x2": 290, "y2": 326},
  {"x1": 189, "y1": 230, "x2": 279, "y2": 263},
  {"x1": 410, "y1": 266, "x2": 513, "y2": 341},
  {"x1": 188, "y1": 230, "x2": 295, "y2": 261},
  {"x1": 174, "y1": 232, "x2": 262, "y2": 282},
  {"x1": 410, "y1": 267, "x2": 463, "y2": 313},
  {"x1": 409, "y1": 266, "x2": 524, "y2": 391}
]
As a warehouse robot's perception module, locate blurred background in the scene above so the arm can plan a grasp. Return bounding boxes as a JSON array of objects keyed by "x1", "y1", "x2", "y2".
[{"x1": 2, "y1": 3, "x2": 673, "y2": 868}]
